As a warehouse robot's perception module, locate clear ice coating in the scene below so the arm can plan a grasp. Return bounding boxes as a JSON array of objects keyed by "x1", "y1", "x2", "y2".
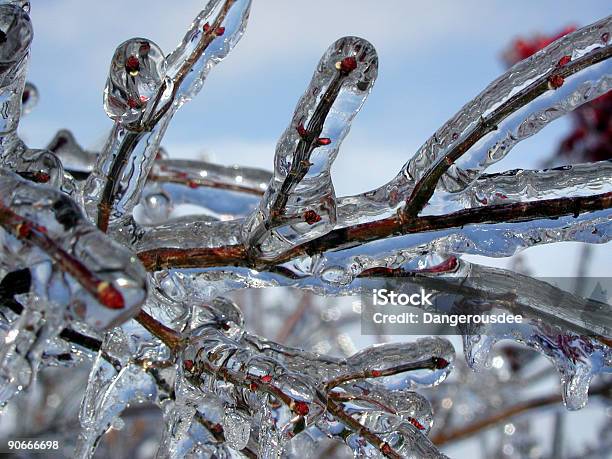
[
  {"x1": 82, "y1": 0, "x2": 252, "y2": 231},
  {"x1": 0, "y1": 2, "x2": 31, "y2": 143},
  {"x1": 103, "y1": 38, "x2": 168, "y2": 125},
  {"x1": 177, "y1": 302, "x2": 453, "y2": 458},
  {"x1": 336, "y1": 15, "x2": 612, "y2": 224},
  {"x1": 141, "y1": 159, "x2": 270, "y2": 223},
  {"x1": 0, "y1": 170, "x2": 147, "y2": 329},
  {"x1": 244, "y1": 36, "x2": 378, "y2": 258},
  {"x1": 0, "y1": 2, "x2": 610, "y2": 459}
]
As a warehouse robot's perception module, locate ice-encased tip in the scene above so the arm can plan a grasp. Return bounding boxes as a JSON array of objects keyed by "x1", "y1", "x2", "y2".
[{"x1": 103, "y1": 37, "x2": 167, "y2": 124}]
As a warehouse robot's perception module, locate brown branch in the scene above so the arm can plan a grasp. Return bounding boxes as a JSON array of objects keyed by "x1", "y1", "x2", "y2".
[
  {"x1": 96, "y1": 131, "x2": 143, "y2": 232},
  {"x1": 138, "y1": 192, "x2": 612, "y2": 271},
  {"x1": 134, "y1": 310, "x2": 183, "y2": 353},
  {"x1": 324, "y1": 356, "x2": 449, "y2": 392},
  {"x1": 248, "y1": 60, "x2": 357, "y2": 251},
  {"x1": 148, "y1": 172, "x2": 265, "y2": 196},
  {"x1": 138, "y1": 244, "x2": 247, "y2": 271},
  {"x1": 274, "y1": 294, "x2": 311, "y2": 344},
  {"x1": 402, "y1": 43, "x2": 612, "y2": 220},
  {"x1": 432, "y1": 381, "x2": 612, "y2": 446}
]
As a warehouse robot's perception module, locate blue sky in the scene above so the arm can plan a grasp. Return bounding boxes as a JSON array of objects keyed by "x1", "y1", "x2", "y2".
[{"x1": 19, "y1": 0, "x2": 612, "y2": 276}]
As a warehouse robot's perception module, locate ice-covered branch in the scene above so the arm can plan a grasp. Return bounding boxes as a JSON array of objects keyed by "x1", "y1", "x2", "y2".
[
  {"x1": 137, "y1": 192, "x2": 612, "y2": 271},
  {"x1": 243, "y1": 36, "x2": 378, "y2": 258},
  {"x1": 336, "y1": 15, "x2": 612, "y2": 225},
  {"x1": 402, "y1": 40, "x2": 612, "y2": 220},
  {"x1": 176, "y1": 302, "x2": 452, "y2": 457},
  {"x1": 0, "y1": 171, "x2": 146, "y2": 328},
  {"x1": 82, "y1": 0, "x2": 251, "y2": 232},
  {"x1": 425, "y1": 160, "x2": 612, "y2": 214}
]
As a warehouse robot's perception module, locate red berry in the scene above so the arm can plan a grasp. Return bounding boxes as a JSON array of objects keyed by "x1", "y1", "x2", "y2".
[
  {"x1": 98, "y1": 282, "x2": 125, "y2": 310},
  {"x1": 34, "y1": 172, "x2": 51, "y2": 183},
  {"x1": 370, "y1": 369, "x2": 382, "y2": 377},
  {"x1": 215, "y1": 27, "x2": 225, "y2": 36},
  {"x1": 188, "y1": 181, "x2": 198, "y2": 189},
  {"x1": 203, "y1": 23, "x2": 211, "y2": 33},
  {"x1": 408, "y1": 417, "x2": 426, "y2": 430},
  {"x1": 127, "y1": 97, "x2": 142, "y2": 109},
  {"x1": 17, "y1": 222, "x2": 33, "y2": 238},
  {"x1": 433, "y1": 357, "x2": 449, "y2": 369},
  {"x1": 380, "y1": 442, "x2": 392, "y2": 455},
  {"x1": 125, "y1": 55, "x2": 140, "y2": 74},
  {"x1": 339, "y1": 56, "x2": 357, "y2": 73},
  {"x1": 261, "y1": 375, "x2": 272, "y2": 383},
  {"x1": 316, "y1": 137, "x2": 331, "y2": 146},
  {"x1": 296, "y1": 123, "x2": 308, "y2": 138},
  {"x1": 183, "y1": 360, "x2": 194, "y2": 372}
]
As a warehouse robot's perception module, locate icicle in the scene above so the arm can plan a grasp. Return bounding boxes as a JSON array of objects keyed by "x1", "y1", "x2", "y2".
[
  {"x1": 222, "y1": 407, "x2": 250, "y2": 450},
  {"x1": 463, "y1": 329, "x2": 610, "y2": 411}
]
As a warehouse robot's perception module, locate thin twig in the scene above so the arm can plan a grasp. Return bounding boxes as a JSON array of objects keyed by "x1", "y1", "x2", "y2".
[
  {"x1": 402, "y1": 44, "x2": 612, "y2": 220},
  {"x1": 134, "y1": 310, "x2": 182, "y2": 353},
  {"x1": 96, "y1": 131, "x2": 143, "y2": 232},
  {"x1": 431, "y1": 381, "x2": 611, "y2": 445},
  {"x1": 248, "y1": 60, "x2": 357, "y2": 252},
  {"x1": 138, "y1": 192, "x2": 612, "y2": 271}
]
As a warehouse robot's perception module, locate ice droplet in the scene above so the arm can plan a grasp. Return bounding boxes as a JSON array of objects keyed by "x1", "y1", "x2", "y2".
[
  {"x1": 222, "y1": 407, "x2": 250, "y2": 450},
  {"x1": 462, "y1": 328, "x2": 611, "y2": 410},
  {"x1": 141, "y1": 188, "x2": 173, "y2": 223}
]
